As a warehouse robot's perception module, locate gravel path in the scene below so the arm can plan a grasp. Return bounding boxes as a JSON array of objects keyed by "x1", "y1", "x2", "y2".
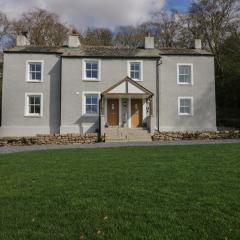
[{"x1": 0, "y1": 139, "x2": 240, "y2": 154}]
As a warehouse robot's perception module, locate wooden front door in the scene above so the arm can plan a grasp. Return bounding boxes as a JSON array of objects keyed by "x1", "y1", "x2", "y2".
[
  {"x1": 107, "y1": 99, "x2": 119, "y2": 126},
  {"x1": 131, "y1": 99, "x2": 143, "y2": 128}
]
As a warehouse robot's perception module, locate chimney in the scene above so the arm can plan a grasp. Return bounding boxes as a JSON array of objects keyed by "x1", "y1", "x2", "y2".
[
  {"x1": 67, "y1": 34, "x2": 81, "y2": 48},
  {"x1": 16, "y1": 34, "x2": 30, "y2": 47},
  {"x1": 194, "y1": 39, "x2": 202, "y2": 49},
  {"x1": 144, "y1": 35, "x2": 154, "y2": 49}
]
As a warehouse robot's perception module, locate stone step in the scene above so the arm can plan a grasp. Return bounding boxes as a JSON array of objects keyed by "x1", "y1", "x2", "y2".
[{"x1": 104, "y1": 128, "x2": 152, "y2": 142}]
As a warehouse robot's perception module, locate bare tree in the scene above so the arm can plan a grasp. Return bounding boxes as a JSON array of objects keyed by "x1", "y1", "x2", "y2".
[
  {"x1": 188, "y1": 0, "x2": 240, "y2": 72},
  {"x1": 12, "y1": 9, "x2": 69, "y2": 47},
  {"x1": 114, "y1": 26, "x2": 147, "y2": 47},
  {"x1": 0, "y1": 11, "x2": 10, "y2": 46},
  {"x1": 80, "y1": 28, "x2": 113, "y2": 46},
  {"x1": 150, "y1": 10, "x2": 183, "y2": 48}
]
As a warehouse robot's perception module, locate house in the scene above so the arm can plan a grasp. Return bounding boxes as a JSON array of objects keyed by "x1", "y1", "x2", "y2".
[{"x1": 0, "y1": 34, "x2": 216, "y2": 140}]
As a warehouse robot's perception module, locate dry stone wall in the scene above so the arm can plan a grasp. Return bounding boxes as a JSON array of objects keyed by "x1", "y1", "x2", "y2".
[
  {"x1": 152, "y1": 131, "x2": 240, "y2": 141},
  {"x1": 0, "y1": 133, "x2": 99, "y2": 147}
]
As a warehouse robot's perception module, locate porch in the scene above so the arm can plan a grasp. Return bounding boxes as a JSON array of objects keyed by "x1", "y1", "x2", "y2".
[{"x1": 99, "y1": 77, "x2": 155, "y2": 138}]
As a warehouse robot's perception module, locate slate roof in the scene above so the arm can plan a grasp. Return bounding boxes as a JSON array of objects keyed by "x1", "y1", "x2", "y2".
[{"x1": 4, "y1": 45, "x2": 213, "y2": 57}]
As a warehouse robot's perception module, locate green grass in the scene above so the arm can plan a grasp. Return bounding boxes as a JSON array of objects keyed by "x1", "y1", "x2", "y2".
[{"x1": 1, "y1": 144, "x2": 240, "y2": 240}]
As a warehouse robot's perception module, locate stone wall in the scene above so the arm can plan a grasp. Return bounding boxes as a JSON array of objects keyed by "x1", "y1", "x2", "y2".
[
  {"x1": 0, "y1": 133, "x2": 99, "y2": 147},
  {"x1": 152, "y1": 130, "x2": 240, "y2": 141}
]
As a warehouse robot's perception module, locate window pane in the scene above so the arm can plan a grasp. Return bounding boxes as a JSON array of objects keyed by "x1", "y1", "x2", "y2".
[
  {"x1": 29, "y1": 96, "x2": 35, "y2": 105},
  {"x1": 92, "y1": 70, "x2": 98, "y2": 79},
  {"x1": 86, "y1": 96, "x2": 91, "y2": 104},
  {"x1": 86, "y1": 70, "x2": 92, "y2": 78},
  {"x1": 35, "y1": 96, "x2": 41, "y2": 105},
  {"x1": 134, "y1": 64, "x2": 140, "y2": 71},
  {"x1": 134, "y1": 72, "x2": 140, "y2": 79},
  {"x1": 86, "y1": 63, "x2": 92, "y2": 69},
  {"x1": 30, "y1": 64, "x2": 36, "y2": 71},
  {"x1": 92, "y1": 105, "x2": 97, "y2": 114},
  {"x1": 30, "y1": 105, "x2": 35, "y2": 114},
  {"x1": 92, "y1": 96, "x2": 98, "y2": 104},
  {"x1": 130, "y1": 71, "x2": 135, "y2": 79},
  {"x1": 35, "y1": 105, "x2": 41, "y2": 114},
  {"x1": 92, "y1": 63, "x2": 98, "y2": 70},
  {"x1": 86, "y1": 105, "x2": 92, "y2": 114},
  {"x1": 36, "y1": 72, "x2": 41, "y2": 80},
  {"x1": 36, "y1": 64, "x2": 41, "y2": 72}
]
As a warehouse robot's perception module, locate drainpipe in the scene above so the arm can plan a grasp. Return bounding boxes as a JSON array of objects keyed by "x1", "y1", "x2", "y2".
[{"x1": 156, "y1": 57, "x2": 162, "y2": 132}]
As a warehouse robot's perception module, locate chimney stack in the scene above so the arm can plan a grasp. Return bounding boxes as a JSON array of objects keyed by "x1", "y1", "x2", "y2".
[
  {"x1": 16, "y1": 33, "x2": 30, "y2": 47},
  {"x1": 144, "y1": 35, "x2": 154, "y2": 49},
  {"x1": 194, "y1": 39, "x2": 202, "y2": 49},
  {"x1": 67, "y1": 34, "x2": 81, "y2": 48}
]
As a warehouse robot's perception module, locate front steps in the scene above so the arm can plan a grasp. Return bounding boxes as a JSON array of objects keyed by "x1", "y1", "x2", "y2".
[{"x1": 104, "y1": 128, "x2": 152, "y2": 142}]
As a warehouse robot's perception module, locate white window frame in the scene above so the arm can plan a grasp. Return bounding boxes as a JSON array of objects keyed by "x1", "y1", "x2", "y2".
[
  {"x1": 178, "y1": 97, "x2": 194, "y2": 116},
  {"x1": 26, "y1": 60, "x2": 44, "y2": 82},
  {"x1": 82, "y1": 59, "x2": 101, "y2": 81},
  {"x1": 82, "y1": 91, "x2": 101, "y2": 116},
  {"x1": 177, "y1": 63, "x2": 193, "y2": 85},
  {"x1": 24, "y1": 93, "x2": 43, "y2": 117},
  {"x1": 127, "y1": 60, "x2": 143, "y2": 81}
]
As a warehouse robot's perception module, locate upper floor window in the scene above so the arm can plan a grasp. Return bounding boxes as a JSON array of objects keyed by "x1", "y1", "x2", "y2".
[
  {"x1": 128, "y1": 61, "x2": 143, "y2": 81},
  {"x1": 178, "y1": 97, "x2": 193, "y2": 116},
  {"x1": 83, "y1": 59, "x2": 101, "y2": 81},
  {"x1": 82, "y1": 92, "x2": 100, "y2": 116},
  {"x1": 177, "y1": 64, "x2": 193, "y2": 85},
  {"x1": 27, "y1": 61, "x2": 44, "y2": 82},
  {"x1": 25, "y1": 93, "x2": 43, "y2": 117}
]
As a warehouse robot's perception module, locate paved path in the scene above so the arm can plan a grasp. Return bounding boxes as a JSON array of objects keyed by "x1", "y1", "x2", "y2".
[{"x1": 0, "y1": 139, "x2": 240, "y2": 154}]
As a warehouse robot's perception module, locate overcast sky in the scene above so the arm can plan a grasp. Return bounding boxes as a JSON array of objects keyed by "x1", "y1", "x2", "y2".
[{"x1": 0, "y1": 0, "x2": 190, "y2": 29}]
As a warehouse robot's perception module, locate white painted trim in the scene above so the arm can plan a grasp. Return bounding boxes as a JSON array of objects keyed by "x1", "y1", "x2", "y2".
[
  {"x1": 104, "y1": 97, "x2": 108, "y2": 124},
  {"x1": 26, "y1": 60, "x2": 44, "y2": 82},
  {"x1": 82, "y1": 59, "x2": 101, "y2": 81},
  {"x1": 119, "y1": 98, "x2": 122, "y2": 127},
  {"x1": 177, "y1": 63, "x2": 193, "y2": 85},
  {"x1": 127, "y1": 60, "x2": 143, "y2": 82},
  {"x1": 128, "y1": 98, "x2": 131, "y2": 128},
  {"x1": 178, "y1": 96, "x2": 194, "y2": 116},
  {"x1": 143, "y1": 98, "x2": 147, "y2": 121},
  {"x1": 82, "y1": 91, "x2": 101, "y2": 116},
  {"x1": 24, "y1": 93, "x2": 43, "y2": 117}
]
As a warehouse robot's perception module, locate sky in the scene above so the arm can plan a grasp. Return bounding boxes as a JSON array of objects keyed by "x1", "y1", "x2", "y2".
[{"x1": 0, "y1": 0, "x2": 191, "y2": 29}]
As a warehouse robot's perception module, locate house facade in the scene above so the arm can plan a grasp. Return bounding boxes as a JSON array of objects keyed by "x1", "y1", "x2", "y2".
[{"x1": 0, "y1": 35, "x2": 217, "y2": 138}]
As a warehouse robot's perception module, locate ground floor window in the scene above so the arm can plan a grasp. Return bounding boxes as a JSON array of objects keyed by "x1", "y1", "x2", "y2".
[
  {"x1": 178, "y1": 97, "x2": 193, "y2": 116},
  {"x1": 25, "y1": 93, "x2": 43, "y2": 117},
  {"x1": 83, "y1": 92, "x2": 100, "y2": 115}
]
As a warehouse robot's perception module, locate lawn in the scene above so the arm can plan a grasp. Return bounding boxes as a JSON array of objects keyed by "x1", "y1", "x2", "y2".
[{"x1": 1, "y1": 144, "x2": 240, "y2": 240}]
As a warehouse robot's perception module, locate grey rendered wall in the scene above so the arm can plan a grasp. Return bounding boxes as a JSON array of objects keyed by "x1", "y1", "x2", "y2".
[
  {"x1": 61, "y1": 58, "x2": 157, "y2": 134},
  {"x1": 0, "y1": 53, "x2": 61, "y2": 137},
  {"x1": 159, "y1": 55, "x2": 216, "y2": 131}
]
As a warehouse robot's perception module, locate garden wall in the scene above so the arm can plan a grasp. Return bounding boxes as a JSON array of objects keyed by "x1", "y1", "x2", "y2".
[
  {"x1": 152, "y1": 130, "x2": 240, "y2": 141},
  {"x1": 0, "y1": 133, "x2": 99, "y2": 147}
]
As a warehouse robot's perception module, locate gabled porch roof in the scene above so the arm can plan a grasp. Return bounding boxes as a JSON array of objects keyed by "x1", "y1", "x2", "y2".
[{"x1": 102, "y1": 77, "x2": 153, "y2": 98}]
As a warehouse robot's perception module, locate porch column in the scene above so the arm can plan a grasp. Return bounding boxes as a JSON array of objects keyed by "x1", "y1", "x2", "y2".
[
  {"x1": 100, "y1": 96, "x2": 105, "y2": 136},
  {"x1": 128, "y1": 97, "x2": 131, "y2": 128}
]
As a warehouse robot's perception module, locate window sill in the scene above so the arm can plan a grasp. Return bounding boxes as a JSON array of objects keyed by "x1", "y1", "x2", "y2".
[
  {"x1": 178, "y1": 113, "x2": 193, "y2": 116},
  {"x1": 132, "y1": 79, "x2": 143, "y2": 82},
  {"x1": 26, "y1": 80, "x2": 44, "y2": 83},
  {"x1": 83, "y1": 114, "x2": 99, "y2": 117},
  {"x1": 83, "y1": 79, "x2": 101, "y2": 82},
  {"x1": 177, "y1": 82, "x2": 193, "y2": 85},
  {"x1": 24, "y1": 115, "x2": 43, "y2": 118}
]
